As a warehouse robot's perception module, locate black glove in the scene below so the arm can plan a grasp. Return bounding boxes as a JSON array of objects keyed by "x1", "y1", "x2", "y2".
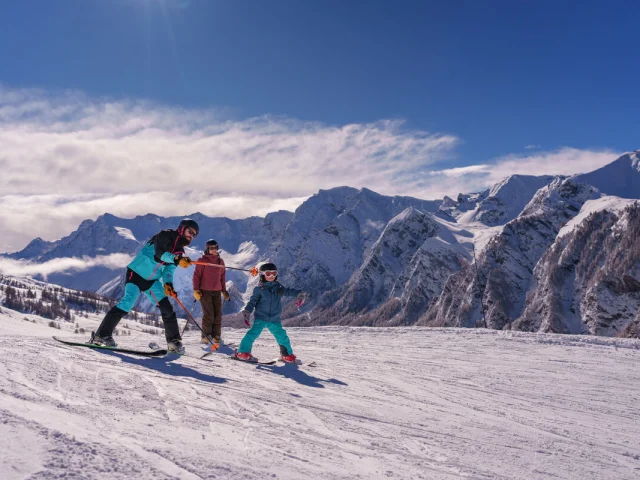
[{"x1": 164, "y1": 282, "x2": 177, "y2": 297}]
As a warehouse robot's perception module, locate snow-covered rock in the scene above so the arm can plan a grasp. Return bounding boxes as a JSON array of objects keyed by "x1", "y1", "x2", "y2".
[
  {"x1": 307, "y1": 207, "x2": 469, "y2": 326},
  {"x1": 516, "y1": 201, "x2": 640, "y2": 335},
  {"x1": 440, "y1": 174, "x2": 555, "y2": 226}
]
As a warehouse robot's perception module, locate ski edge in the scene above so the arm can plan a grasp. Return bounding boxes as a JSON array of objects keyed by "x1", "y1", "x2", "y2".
[
  {"x1": 227, "y1": 356, "x2": 277, "y2": 365},
  {"x1": 53, "y1": 336, "x2": 168, "y2": 357},
  {"x1": 274, "y1": 358, "x2": 317, "y2": 367}
]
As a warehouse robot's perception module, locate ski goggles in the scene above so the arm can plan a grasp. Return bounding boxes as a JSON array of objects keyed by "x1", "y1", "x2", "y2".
[{"x1": 262, "y1": 270, "x2": 278, "y2": 277}]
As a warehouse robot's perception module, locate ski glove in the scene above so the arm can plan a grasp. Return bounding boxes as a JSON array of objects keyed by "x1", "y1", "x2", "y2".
[
  {"x1": 242, "y1": 310, "x2": 251, "y2": 327},
  {"x1": 164, "y1": 282, "x2": 177, "y2": 298},
  {"x1": 193, "y1": 290, "x2": 202, "y2": 301},
  {"x1": 223, "y1": 291, "x2": 230, "y2": 302},
  {"x1": 175, "y1": 255, "x2": 192, "y2": 268}
]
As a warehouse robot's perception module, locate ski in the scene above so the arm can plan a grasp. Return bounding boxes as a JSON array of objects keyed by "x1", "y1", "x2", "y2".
[
  {"x1": 228, "y1": 356, "x2": 277, "y2": 365},
  {"x1": 274, "y1": 358, "x2": 317, "y2": 367},
  {"x1": 53, "y1": 336, "x2": 167, "y2": 357}
]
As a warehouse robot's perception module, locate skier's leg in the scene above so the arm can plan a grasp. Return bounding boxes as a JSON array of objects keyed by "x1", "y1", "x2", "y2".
[
  {"x1": 200, "y1": 290, "x2": 214, "y2": 340},
  {"x1": 96, "y1": 282, "x2": 140, "y2": 337},
  {"x1": 266, "y1": 322, "x2": 293, "y2": 356},
  {"x1": 212, "y1": 291, "x2": 223, "y2": 342},
  {"x1": 145, "y1": 282, "x2": 181, "y2": 343},
  {"x1": 237, "y1": 319, "x2": 266, "y2": 353}
]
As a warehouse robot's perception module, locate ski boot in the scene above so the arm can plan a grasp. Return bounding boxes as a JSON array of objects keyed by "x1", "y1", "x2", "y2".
[
  {"x1": 167, "y1": 339, "x2": 185, "y2": 355},
  {"x1": 234, "y1": 351, "x2": 256, "y2": 362},
  {"x1": 90, "y1": 331, "x2": 117, "y2": 347},
  {"x1": 280, "y1": 353, "x2": 297, "y2": 364},
  {"x1": 279, "y1": 345, "x2": 297, "y2": 363}
]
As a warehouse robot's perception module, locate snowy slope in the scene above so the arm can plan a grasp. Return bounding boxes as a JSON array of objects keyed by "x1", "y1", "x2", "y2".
[{"x1": 2, "y1": 308, "x2": 640, "y2": 479}]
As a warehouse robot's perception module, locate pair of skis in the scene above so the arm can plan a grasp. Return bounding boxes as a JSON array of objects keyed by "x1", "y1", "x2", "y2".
[
  {"x1": 53, "y1": 336, "x2": 314, "y2": 366},
  {"x1": 153, "y1": 341, "x2": 310, "y2": 366},
  {"x1": 147, "y1": 341, "x2": 278, "y2": 365}
]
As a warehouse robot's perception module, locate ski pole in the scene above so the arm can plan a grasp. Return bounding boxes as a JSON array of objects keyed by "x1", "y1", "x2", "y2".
[
  {"x1": 172, "y1": 294, "x2": 219, "y2": 352},
  {"x1": 180, "y1": 299, "x2": 198, "y2": 338},
  {"x1": 191, "y1": 262, "x2": 259, "y2": 276}
]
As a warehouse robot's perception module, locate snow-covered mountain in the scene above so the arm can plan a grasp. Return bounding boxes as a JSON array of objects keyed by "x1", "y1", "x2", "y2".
[
  {"x1": 440, "y1": 174, "x2": 556, "y2": 226},
  {"x1": 9, "y1": 211, "x2": 292, "y2": 293},
  {"x1": 4, "y1": 150, "x2": 640, "y2": 337},
  {"x1": 421, "y1": 177, "x2": 601, "y2": 329},
  {"x1": 303, "y1": 206, "x2": 470, "y2": 326},
  {"x1": 515, "y1": 198, "x2": 640, "y2": 335},
  {"x1": 265, "y1": 187, "x2": 444, "y2": 292}
]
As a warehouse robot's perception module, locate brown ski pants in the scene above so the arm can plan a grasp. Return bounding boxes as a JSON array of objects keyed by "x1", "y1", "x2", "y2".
[{"x1": 200, "y1": 290, "x2": 222, "y2": 341}]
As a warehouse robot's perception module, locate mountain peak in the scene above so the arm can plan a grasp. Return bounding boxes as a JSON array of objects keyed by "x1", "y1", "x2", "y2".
[
  {"x1": 387, "y1": 205, "x2": 423, "y2": 226},
  {"x1": 572, "y1": 150, "x2": 640, "y2": 199}
]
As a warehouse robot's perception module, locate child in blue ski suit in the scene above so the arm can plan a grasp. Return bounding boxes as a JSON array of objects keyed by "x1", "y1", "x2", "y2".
[{"x1": 236, "y1": 262, "x2": 304, "y2": 363}]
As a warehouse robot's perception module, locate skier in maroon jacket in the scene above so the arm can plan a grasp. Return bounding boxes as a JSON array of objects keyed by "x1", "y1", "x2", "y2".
[{"x1": 193, "y1": 239, "x2": 230, "y2": 344}]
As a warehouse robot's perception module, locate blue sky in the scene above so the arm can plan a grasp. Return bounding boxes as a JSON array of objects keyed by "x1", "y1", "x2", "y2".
[
  {"x1": 0, "y1": 0, "x2": 638, "y2": 251},
  {"x1": 2, "y1": 0, "x2": 638, "y2": 162}
]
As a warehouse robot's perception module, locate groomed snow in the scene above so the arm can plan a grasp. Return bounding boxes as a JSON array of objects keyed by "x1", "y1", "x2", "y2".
[{"x1": 1, "y1": 309, "x2": 639, "y2": 479}]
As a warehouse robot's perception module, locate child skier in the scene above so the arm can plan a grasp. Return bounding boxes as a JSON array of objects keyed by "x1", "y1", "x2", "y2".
[
  {"x1": 193, "y1": 239, "x2": 230, "y2": 345},
  {"x1": 235, "y1": 262, "x2": 305, "y2": 363},
  {"x1": 91, "y1": 218, "x2": 199, "y2": 354}
]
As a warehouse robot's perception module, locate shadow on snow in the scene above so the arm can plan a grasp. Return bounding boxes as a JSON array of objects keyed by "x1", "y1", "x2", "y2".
[
  {"x1": 97, "y1": 350, "x2": 228, "y2": 384},
  {"x1": 256, "y1": 362, "x2": 348, "y2": 388}
]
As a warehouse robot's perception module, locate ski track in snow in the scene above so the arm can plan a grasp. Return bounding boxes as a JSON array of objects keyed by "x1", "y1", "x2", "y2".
[{"x1": 1, "y1": 311, "x2": 640, "y2": 479}]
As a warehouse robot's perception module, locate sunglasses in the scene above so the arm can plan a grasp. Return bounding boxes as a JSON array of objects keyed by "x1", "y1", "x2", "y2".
[
  {"x1": 263, "y1": 270, "x2": 278, "y2": 277},
  {"x1": 185, "y1": 228, "x2": 198, "y2": 237}
]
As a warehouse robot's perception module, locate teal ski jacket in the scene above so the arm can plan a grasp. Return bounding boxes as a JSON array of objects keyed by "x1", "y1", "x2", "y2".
[
  {"x1": 127, "y1": 230, "x2": 186, "y2": 284},
  {"x1": 243, "y1": 281, "x2": 301, "y2": 323}
]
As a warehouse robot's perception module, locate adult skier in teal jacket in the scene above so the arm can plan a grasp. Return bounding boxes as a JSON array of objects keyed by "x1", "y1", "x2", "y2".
[
  {"x1": 235, "y1": 262, "x2": 305, "y2": 363},
  {"x1": 92, "y1": 219, "x2": 199, "y2": 353}
]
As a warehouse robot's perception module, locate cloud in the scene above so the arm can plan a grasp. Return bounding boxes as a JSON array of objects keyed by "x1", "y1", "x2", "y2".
[
  {"x1": 0, "y1": 85, "x2": 459, "y2": 252},
  {"x1": 0, "y1": 86, "x2": 459, "y2": 199},
  {"x1": 419, "y1": 147, "x2": 621, "y2": 198},
  {"x1": 0, "y1": 85, "x2": 623, "y2": 254},
  {"x1": 488, "y1": 147, "x2": 620, "y2": 179},
  {"x1": 0, "y1": 254, "x2": 132, "y2": 279}
]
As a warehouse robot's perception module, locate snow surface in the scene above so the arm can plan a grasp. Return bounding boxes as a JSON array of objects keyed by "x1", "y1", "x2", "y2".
[{"x1": 1, "y1": 308, "x2": 640, "y2": 479}]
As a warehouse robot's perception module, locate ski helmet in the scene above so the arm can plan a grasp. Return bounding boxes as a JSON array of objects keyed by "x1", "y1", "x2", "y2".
[
  {"x1": 205, "y1": 239, "x2": 219, "y2": 251},
  {"x1": 259, "y1": 262, "x2": 278, "y2": 282},
  {"x1": 178, "y1": 218, "x2": 199, "y2": 236}
]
